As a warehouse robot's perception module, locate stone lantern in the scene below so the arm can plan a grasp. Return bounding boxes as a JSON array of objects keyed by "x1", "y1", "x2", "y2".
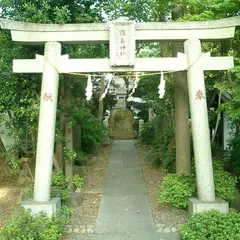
[{"x1": 115, "y1": 87, "x2": 127, "y2": 109}]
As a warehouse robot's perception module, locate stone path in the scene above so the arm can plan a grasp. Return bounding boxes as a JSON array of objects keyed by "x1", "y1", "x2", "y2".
[{"x1": 72, "y1": 140, "x2": 180, "y2": 240}]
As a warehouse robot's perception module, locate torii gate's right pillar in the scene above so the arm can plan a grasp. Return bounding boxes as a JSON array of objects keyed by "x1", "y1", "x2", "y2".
[{"x1": 184, "y1": 39, "x2": 229, "y2": 213}]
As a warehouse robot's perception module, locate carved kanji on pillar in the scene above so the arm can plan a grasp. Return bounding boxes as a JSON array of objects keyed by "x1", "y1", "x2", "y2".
[
  {"x1": 43, "y1": 92, "x2": 53, "y2": 102},
  {"x1": 195, "y1": 90, "x2": 205, "y2": 100}
]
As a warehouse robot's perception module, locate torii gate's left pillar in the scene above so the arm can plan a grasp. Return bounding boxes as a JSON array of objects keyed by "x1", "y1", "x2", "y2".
[{"x1": 22, "y1": 42, "x2": 61, "y2": 217}]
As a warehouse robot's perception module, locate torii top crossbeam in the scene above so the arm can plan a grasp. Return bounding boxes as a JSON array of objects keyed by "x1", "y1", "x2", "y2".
[
  {"x1": 0, "y1": 17, "x2": 239, "y2": 73},
  {"x1": 0, "y1": 16, "x2": 240, "y2": 43}
]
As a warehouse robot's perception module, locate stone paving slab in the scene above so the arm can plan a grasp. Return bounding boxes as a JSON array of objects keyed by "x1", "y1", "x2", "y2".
[
  {"x1": 95, "y1": 140, "x2": 154, "y2": 235},
  {"x1": 73, "y1": 232, "x2": 180, "y2": 240},
  {"x1": 95, "y1": 222, "x2": 156, "y2": 234},
  {"x1": 95, "y1": 196, "x2": 152, "y2": 221},
  {"x1": 70, "y1": 140, "x2": 181, "y2": 240}
]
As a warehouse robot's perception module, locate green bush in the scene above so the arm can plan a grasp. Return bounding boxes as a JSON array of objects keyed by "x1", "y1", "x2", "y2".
[
  {"x1": 0, "y1": 206, "x2": 72, "y2": 240},
  {"x1": 139, "y1": 122, "x2": 155, "y2": 145},
  {"x1": 73, "y1": 174, "x2": 84, "y2": 190},
  {"x1": 73, "y1": 108, "x2": 105, "y2": 153},
  {"x1": 75, "y1": 150, "x2": 89, "y2": 166},
  {"x1": 52, "y1": 171, "x2": 68, "y2": 190},
  {"x1": 158, "y1": 173, "x2": 196, "y2": 209},
  {"x1": 229, "y1": 134, "x2": 240, "y2": 176},
  {"x1": 159, "y1": 160, "x2": 237, "y2": 209},
  {"x1": 81, "y1": 116, "x2": 105, "y2": 153},
  {"x1": 145, "y1": 132, "x2": 175, "y2": 171},
  {"x1": 179, "y1": 210, "x2": 240, "y2": 240},
  {"x1": 63, "y1": 148, "x2": 77, "y2": 164},
  {"x1": 212, "y1": 161, "x2": 237, "y2": 202},
  {"x1": 51, "y1": 188, "x2": 70, "y2": 206},
  {"x1": 133, "y1": 118, "x2": 139, "y2": 133}
]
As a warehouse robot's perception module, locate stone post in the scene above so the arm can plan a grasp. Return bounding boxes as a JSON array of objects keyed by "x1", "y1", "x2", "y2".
[
  {"x1": 22, "y1": 42, "x2": 61, "y2": 216},
  {"x1": 34, "y1": 41, "x2": 61, "y2": 202},
  {"x1": 139, "y1": 119, "x2": 144, "y2": 134},
  {"x1": 148, "y1": 108, "x2": 156, "y2": 122},
  {"x1": 184, "y1": 39, "x2": 215, "y2": 201},
  {"x1": 184, "y1": 39, "x2": 228, "y2": 213},
  {"x1": 104, "y1": 116, "x2": 109, "y2": 127}
]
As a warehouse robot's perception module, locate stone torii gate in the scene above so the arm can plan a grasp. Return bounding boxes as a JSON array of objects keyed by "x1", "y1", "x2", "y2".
[{"x1": 0, "y1": 16, "x2": 239, "y2": 216}]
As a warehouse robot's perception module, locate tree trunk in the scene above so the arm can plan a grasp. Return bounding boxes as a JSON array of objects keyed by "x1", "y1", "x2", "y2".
[
  {"x1": 53, "y1": 153, "x2": 61, "y2": 172},
  {"x1": 54, "y1": 81, "x2": 65, "y2": 171},
  {"x1": 64, "y1": 75, "x2": 74, "y2": 191},
  {"x1": 0, "y1": 137, "x2": 10, "y2": 177},
  {"x1": 172, "y1": 6, "x2": 191, "y2": 174},
  {"x1": 65, "y1": 123, "x2": 74, "y2": 191},
  {"x1": 55, "y1": 113, "x2": 64, "y2": 171},
  {"x1": 72, "y1": 80, "x2": 82, "y2": 153},
  {"x1": 98, "y1": 76, "x2": 105, "y2": 120},
  {"x1": 211, "y1": 91, "x2": 222, "y2": 145}
]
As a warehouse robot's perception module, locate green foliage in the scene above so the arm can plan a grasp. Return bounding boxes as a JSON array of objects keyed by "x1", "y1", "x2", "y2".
[
  {"x1": 51, "y1": 172, "x2": 71, "y2": 205},
  {"x1": 73, "y1": 174, "x2": 84, "y2": 190},
  {"x1": 133, "y1": 119, "x2": 140, "y2": 133},
  {"x1": 0, "y1": 0, "x2": 108, "y2": 173},
  {"x1": 0, "y1": 0, "x2": 104, "y2": 24},
  {"x1": 63, "y1": 148, "x2": 77, "y2": 164},
  {"x1": 131, "y1": 75, "x2": 175, "y2": 172},
  {"x1": 213, "y1": 161, "x2": 237, "y2": 202},
  {"x1": 215, "y1": 69, "x2": 240, "y2": 124},
  {"x1": 15, "y1": 2, "x2": 71, "y2": 23},
  {"x1": 21, "y1": 187, "x2": 34, "y2": 201},
  {"x1": 73, "y1": 108, "x2": 105, "y2": 153},
  {"x1": 177, "y1": 0, "x2": 240, "y2": 22},
  {"x1": 179, "y1": 210, "x2": 240, "y2": 240},
  {"x1": 130, "y1": 74, "x2": 174, "y2": 121},
  {"x1": 0, "y1": 35, "x2": 41, "y2": 158},
  {"x1": 2, "y1": 147, "x2": 20, "y2": 175},
  {"x1": 51, "y1": 188, "x2": 70, "y2": 206},
  {"x1": 52, "y1": 171, "x2": 68, "y2": 190},
  {"x1": 0, "y1": 206, "x2": 72, "y2": 240},
  {"x1": 139, "y1": 122, "x2": 155, "y2": 145},
  {"x1": 158, "y1": 173, "x2": 196, "y2": 209},
  {"x1": 102, "y1": 0, "x2": 154, "y2": 21},
  {"x1": 145, "y1": 132, "x2": 175, "y2": 171},
  {"x1": 229, "y1": 134, "x2": 240, "y2": 176},
  {"x1": 82, "y1": 117, "x2": 105, "y2": 153},
  {"x1": 75, "y1": 150, "x2": 89, "y2": 166},
  {"x1": 159, "y1": 160, "x2": 237, "y2": 209}
]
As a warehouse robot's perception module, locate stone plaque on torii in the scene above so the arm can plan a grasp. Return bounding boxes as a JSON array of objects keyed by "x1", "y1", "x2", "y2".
[
  {"x1": 109, "y1": 20, "x2": 136, "y2": 66},
  {"x1": 0, "y1": 16, "x2": 239, "y2": 216}
]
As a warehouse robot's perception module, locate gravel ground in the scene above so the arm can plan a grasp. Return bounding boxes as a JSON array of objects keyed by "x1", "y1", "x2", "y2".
[
  {"x1": 135, "y1": 142, "x2": 188, "y2": 228},
  {"x1": 61, "y1": 143, "x2": 112, "y2": 239},
  {"x1": 0, "y1": 143, "x2": 111, "y2": 235},
  {"x1": 70, "y1": 144, "x2": 111, "y2": 226},
  {"x1": 0, "y1": 140, "x2": 187, "y2": 238},
  {"x1": 0, "y1": 178, "x2": 26, "y2": 230}
]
